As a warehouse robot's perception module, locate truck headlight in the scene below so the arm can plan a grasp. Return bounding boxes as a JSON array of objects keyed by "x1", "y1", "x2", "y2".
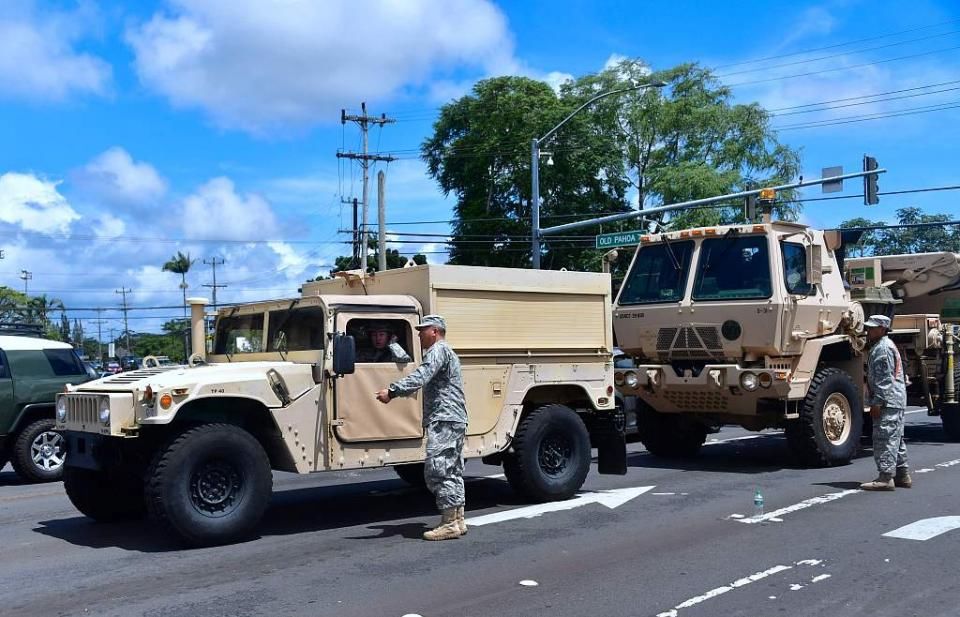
[
  {"x1": 99, "y1": 398, "x2": 111, "y2": 424},
  {"x1": 740, "y1": 372, "x2": 759, "y2": 392},
  {"x1": 56, "y1": 397, "x2": 67, "y2": 422},
  {"x1": 624, "y1": 371, "x2": 639, "y2": 388}
]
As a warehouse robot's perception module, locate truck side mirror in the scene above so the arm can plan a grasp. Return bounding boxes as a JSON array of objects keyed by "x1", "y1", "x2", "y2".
[
  {"x1": 332, "y1": 334, "x2": 356, "y2": 375},
  {"x1": 806, "y1": 244, "x2": 823, "y2": 286}
]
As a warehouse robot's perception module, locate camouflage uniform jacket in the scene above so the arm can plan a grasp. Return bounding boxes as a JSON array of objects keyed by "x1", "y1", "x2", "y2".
[
  {"x1": 867, "y1": 335, "x2": 907, "y2": 409},
  {"x1": 388, "y1": 340, "x2": 467, "y2": 426}
]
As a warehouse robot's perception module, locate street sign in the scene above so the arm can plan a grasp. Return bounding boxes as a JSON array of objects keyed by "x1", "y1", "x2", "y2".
[
  {"x1": 822, "y1": 166, "x2": 843, "y2": 193},
  {"x1": 596, "y1": 230, "x2": 644, "y2": 249}
]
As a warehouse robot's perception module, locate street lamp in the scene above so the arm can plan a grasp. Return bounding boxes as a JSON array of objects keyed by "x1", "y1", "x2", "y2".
[{"x1": 530, "y1": 80, "x2": 666, "y2": 269}]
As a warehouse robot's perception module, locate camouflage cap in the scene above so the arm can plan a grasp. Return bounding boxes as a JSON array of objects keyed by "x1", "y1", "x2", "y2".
[
  {"x1": 864, "y1": 314, "x2": 891, "y2": 329},
  {"x1": 366, "y1": 321, "x2": 392, "y2": 333},
  {"x1": 415, "y1": 314, "x2": 446, "y2": 331}
]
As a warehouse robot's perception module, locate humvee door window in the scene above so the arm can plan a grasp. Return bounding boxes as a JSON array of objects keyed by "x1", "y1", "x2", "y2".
[
  {"x1": 214, "y1": 313, "x2": 265, "y2": 354},
  {"x1": 618, "y1": 241, "x2": 694, "y2": 305},
  {"x1": 267, "y1": 306, "x2": 325, "y2": 351},
  {"x1": 348, "y1": 318, "x2": 413, "y2": 363},
  {"x1": 782, "y1": 242, "x2": 814, "y2": 296},
  {"x1": 693, "y1": 235, "x2": 772, "y2": 300}
]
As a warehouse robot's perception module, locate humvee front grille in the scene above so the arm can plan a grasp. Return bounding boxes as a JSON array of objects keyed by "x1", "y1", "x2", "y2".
[{"x1": 65, "y1": 395, "x2": 100, "y2": 425}]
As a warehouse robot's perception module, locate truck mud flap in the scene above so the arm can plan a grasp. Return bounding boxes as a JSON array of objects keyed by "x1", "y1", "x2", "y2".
[{"x1": 594, "y1": 425, "x2": 627, "y2": 475}]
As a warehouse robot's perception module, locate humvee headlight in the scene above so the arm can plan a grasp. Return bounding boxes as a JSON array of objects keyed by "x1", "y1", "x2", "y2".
[
  {"x1": 740, "y1": 372, "x2": 759, "y2": 392},
  {"x1": 614, "y1": 372, "x2": 625, "y2": 386},
  {"x1": 758, "y1": 372, "x2": 773, "y2": 389},
  {"x1": 56, "y1": 397, "x2": 67, "y2": 422},
  {"x1": 624, "y1": 371, "x2": 639, "y2": 388},
  {"x1": 98, "y1": 398, "x2": 111, "y2": 424}
]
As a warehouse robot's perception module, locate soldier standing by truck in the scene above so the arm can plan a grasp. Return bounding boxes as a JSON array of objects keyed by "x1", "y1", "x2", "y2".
[
  {"x1": 861, "y1": 315, "x2": 912, "y2": 491},
  {"x1": 376, "y1": 315, "x2": 468, "y2": 540}
]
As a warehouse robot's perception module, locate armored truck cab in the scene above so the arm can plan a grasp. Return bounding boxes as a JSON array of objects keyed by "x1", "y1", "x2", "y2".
[
  {"x1": 613, "y1": 221, "x2": 866, "y2": 466},
  {"x1": 57, "y1": 265, "x2": 624, "y2": 546}
]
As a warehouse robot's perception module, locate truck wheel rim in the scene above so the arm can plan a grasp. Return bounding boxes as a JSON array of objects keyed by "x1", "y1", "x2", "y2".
[
  {"x1": 538, "y1": 433, "x2": 573, "y2": 477},
  {"x1": 190, "y1": 460, "x2": 243, "y2": 517},
  {"x1": 822, "y1": 393, "x2": 852, "y2": 445},
  {"x1": 31, "y1": 431, "x2": 65, "y2": 471}
]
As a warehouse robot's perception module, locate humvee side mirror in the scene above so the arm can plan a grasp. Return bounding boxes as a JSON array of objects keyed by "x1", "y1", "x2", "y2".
[
  {"x1": 805, "y1": 244, "x2": 823, "y2": 286},
  {"x1": 332, "y1": 334, "x2": 356, "y2": 375}
]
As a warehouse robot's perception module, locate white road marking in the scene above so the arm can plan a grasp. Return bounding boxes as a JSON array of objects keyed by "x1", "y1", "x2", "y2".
[
  {"x1": 484, "y1": 473, "x2": 506, "y2": 479},
  {"x1": 733, "y1": 490, "x2": 861, "y2": 524},
  {"x1": 652, "y1": 492, "x2": 676, "y2": 496},
  {"x1": 465, "y1": 486, "x2": 655, "y2": 527},
  {"x1": 883, "y1": 516, "x2": 960, "y2": 541},
  {"x1": 905, "y1": 409, "x2": 927, "y2": 415},
  {"x1": 935, "y1": 459, "x2": 960, "y2": 468},
  {"x1": 915, "y1": 468, "x2": 935, "y2": 474},
  {"x1": 796, "y1": 560, "x2": 822, "y2": 566},
  {"x1": 704, "y1": 435, "x2": 764, "y2": 446},
  {"x1": 519, "y1": 580, "x2": 539, "y2": 587},
  {"x1": 811, "y1": 574, "x2": 832, "y2": 583},
  {"x1": 655, "y1": 559, "x2": 822, "y2": 617},
  {"x1": 728, "y1": 514, "x2": 745, "y2": 519},
  {"x1": 789, "y1": 584, "x2": 804, "y2": 591},
  {"x1": 401, "y1": 614, "x2": 423, "y2": 617}
]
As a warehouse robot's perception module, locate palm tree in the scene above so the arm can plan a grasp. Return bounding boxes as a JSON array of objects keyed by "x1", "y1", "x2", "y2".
[{"x1": 162, "y1": 251, "x2": 196, "y2": 320}]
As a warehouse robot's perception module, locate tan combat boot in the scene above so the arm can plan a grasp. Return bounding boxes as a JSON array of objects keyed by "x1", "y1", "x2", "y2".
[
  {"x1": 860, "y1": 473, "x2": 895, "y2": 491},
  {"x1": 457, "y1": 506, "x2": 468, "y2": 535},
  {"x1": 894, "y1": 468, "x2": 913, "y2": 488},
  {"x1": 423, "y1": 508, "x2": 462, "y2": 541}
]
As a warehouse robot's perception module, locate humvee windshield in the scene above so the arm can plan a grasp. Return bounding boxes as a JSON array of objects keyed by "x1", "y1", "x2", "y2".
[
  {"x1": 692, "y1": 235, "x2": 772, "y2": 300},
  {"x1": 267, "y1": 306, "x2": 325, "y2": 351},
  {"x1": 214, "y1": 313, "x2": 264, "y2": 354},
  {"x1": 619, "y1": 240, "x2": 694, "y2": 305}
]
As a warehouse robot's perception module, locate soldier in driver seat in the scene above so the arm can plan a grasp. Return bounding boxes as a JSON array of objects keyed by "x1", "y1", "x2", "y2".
[{"x1": 357, "y1": 321, "x2": 411, "y2": 363}]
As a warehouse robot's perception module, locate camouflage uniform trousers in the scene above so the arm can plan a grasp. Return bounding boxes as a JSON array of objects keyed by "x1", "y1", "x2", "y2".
[
  {"x1": 423, "y1": 420, "x2": 466, "y2": 510},
  {"x1": 872, "y1": 406, "x2": 908, "y2": 476}
]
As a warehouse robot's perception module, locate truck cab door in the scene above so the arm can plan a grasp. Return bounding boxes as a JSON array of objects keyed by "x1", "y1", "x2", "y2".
[
  {"x1": 333, "y1": 313, "x2": 423, "y2": 442},
  {"x1": 0, "y1": 351, "x2": 14, "y2": 436}
]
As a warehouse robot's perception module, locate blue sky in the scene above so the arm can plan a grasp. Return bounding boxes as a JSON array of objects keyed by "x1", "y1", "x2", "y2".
[{"x1": 0, "y1": 0, "x2": 958, "y2": 336}]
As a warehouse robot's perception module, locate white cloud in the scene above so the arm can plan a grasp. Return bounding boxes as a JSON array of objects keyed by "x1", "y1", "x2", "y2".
[
  {"x1": 0, "y1": 172, "x2": 80, "y2": 234},
  {"x1": 603, "y1": 53, "x2": 629, "y2": 71},
  {"x1": 126, "y1": 0, "x2": 515, "y2": 133},
  {"x1": 180, "y1": 177, "x2": 280, "y2": 240},
  {"x1": 72, "y1": 147, "x2": 168, "y2": 208},
  {"x1": 0, "y1": 1, "x2": 111, "y2": 101},
  {"x1": 93, "y1": 213, "x2": 126, "y2": 238}
]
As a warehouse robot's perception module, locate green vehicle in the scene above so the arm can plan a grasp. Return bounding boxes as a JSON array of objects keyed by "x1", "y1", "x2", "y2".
[{"x1": 0, "y1": 334, "x2": 93, "y2": 483}]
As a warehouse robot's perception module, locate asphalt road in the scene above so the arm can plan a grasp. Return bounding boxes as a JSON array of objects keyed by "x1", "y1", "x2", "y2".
[{"x1": 2, "y1": 410, "x2": 958, "y2": 617}]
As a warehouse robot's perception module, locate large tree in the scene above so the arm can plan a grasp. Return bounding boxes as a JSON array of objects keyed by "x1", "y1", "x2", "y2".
[
  {"x1": 839, "y1": 208, "x2": 960, "y2": 256},
  {"x1": 422, "y1": 60, "x2": 801, "y2": 271}
]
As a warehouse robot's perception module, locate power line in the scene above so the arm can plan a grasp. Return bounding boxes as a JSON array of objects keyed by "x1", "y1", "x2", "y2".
[
  {"x1": 775, "y1": 99, "x2": 960, "y2": 130},
  {"x1": 767, "y1": 79, "x2": 960, "y2": 112}
]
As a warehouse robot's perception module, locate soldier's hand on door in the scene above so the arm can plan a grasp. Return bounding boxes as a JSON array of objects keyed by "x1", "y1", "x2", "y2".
[{"x1": 375, "y1": 389, "x2": 391, "y2": 404}]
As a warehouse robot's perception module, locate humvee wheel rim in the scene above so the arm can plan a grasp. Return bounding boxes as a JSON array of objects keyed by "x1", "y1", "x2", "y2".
[
  {"x1": 31, "y1": 431, "x2": 65, "y2": 471},
  {"x1": 538, "y1": 432, "x2": 573, "y2": 477},
  {"x1": 822, "y1": 393, "x2": 852, "y2": 445},
  {"x1": 190, "y1": 460, "x2": 244, "y2": 517}
]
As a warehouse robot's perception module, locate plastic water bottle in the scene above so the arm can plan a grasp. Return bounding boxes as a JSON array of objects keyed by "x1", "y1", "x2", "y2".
[{"x1": 753, "y1": 488, "x2": 765, "y2": 518}]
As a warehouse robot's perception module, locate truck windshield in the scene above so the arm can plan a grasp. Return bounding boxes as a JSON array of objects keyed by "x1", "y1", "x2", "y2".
[
  {"x1": 618, "y1": 240, "x2": 694, "y2": 305},
  {"x1": 267, "y1": 306, "x2": 325, "y2": 351},
  {"x1": 214, "y1": 313, "x2": 265, "y2": 354},
  {"x1": 692, "y1": 235, "x2": 772, "y2": 301}
]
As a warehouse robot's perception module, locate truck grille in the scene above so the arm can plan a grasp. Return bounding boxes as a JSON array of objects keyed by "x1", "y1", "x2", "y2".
[
  {"x1": 663, "y1": 391, "x2": 729, "y2": 411},
  {"x1": 656, "y1": 326, "x2": 723, "y2": 358},
  {"x1": 65, "y1": 395, "x2": 101, "y2": 425}
]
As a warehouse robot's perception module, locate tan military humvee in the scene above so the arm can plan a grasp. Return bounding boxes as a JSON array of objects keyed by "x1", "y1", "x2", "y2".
[
  {"x1": 613, "y1": 221, "x2": 866, "y2": 466},
  {"x1": 56, "y1": 265, "x2": 624, "y2": 546}
]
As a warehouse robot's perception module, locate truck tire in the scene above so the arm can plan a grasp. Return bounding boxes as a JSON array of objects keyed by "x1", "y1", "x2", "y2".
[
  {"x1": 393, "y1": 463, "x2": 427, "y2": 488},
  {"x1": 785, "y1": 367, "x2": 862, "y2": 467},
  {"x1": 637, "y1": 404, "x2": 707, "y2": 458},
  {"x1": 64, "y1": 467, "x2": 146, "y2": 522},
  {"x1": 11, "y1": 419, "x2": 65, "y2": 483},
  {"x1": 503, "y1": 404, "x2": 591, "y2": 502},
  {"x1": 942, "y1": 407, "x2": 960, "y2": 442},
  {"x1": 145, "y1": 423, "x2": 273, "y2": 547}
]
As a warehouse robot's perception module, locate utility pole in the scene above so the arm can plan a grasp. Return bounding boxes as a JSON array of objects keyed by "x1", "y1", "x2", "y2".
[
  {"x1": 337, "y1": 103, "x2": 395, "y2": 271},
  {"x1": 202, "y1": 257, "x2": 227, "y2": 310},
  {"x1": 91, "y1": 308, "x2": 108, "y2": 363},
  {"x1": 115, "y1": 288, "x2": 132, "y2": 355},
  {"x1": 340, "y1": 197, "x2": 361, "y2": 268},
  {"x1": 19, "y1": 269, "x2": 32, "y2": 295},
  {"x1": 377, "y1": 170, "x2": 387, "y2": 271}
]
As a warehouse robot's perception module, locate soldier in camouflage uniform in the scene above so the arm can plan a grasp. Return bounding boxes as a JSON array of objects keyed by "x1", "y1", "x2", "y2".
[
  {"x1": 861, "y1": 314, "x2": 911, "y2": 491},
  {"x1": 376, "y1": 314, "x2": 468, "y2": 540}
]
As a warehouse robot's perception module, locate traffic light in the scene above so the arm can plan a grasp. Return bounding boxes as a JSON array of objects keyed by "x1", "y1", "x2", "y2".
[{"x1": 863, "y1": 155, "x2": 879, "y2": 205}]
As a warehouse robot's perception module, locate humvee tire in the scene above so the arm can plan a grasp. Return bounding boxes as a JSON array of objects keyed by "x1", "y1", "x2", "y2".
[
  {"x1": 64, "y1": 467, "x2": 146, "y2": 522},
  {"x1": 637, "y1": 403, "x2": 707, "y2": 458},
  {"x1": 146, "y1": 423, "x2": 272, "y2": 547},
  {"x1": 393, "y1": 463, "x2": 427, "y2": 488},
  {"x1": 785, "y1": 367, "x2": 862, "y2": 466},
  {"x1": 504, "y1": 404, "x2": 591, "y2": 502},
  {"x1": 942, "y1": 406, "x2": 960, "y2": 442},
  {"x1": 12, "y1": 419, "x2": 65, "y2": 483}
]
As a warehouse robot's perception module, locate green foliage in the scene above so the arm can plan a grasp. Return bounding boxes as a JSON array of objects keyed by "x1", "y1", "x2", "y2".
[
  {"x1": 839, "y1": 208, "x2": 960, "y2": 256},
  {"x1": 306, "y1": 239, "x2": 427, "y2": 282},
  {"x1": 162, "y1": 251, "x2": 195, "y2": 276},
  {"x1": 421, "y1": 60, "x2": 802, "y2": 270}
]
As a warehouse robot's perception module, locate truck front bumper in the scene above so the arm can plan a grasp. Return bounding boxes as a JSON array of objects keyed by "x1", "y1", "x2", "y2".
[{"x1": 63, "y1": 432, "x2": 115, "y2": 471}]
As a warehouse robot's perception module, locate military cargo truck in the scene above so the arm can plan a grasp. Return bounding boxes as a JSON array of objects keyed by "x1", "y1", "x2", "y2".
[
  {"x1": 57, "y1": 265, "x2": 624, "y2": 546},
  {"x1": 612, "y1": 221, "x2": 866, "y2": 466}
]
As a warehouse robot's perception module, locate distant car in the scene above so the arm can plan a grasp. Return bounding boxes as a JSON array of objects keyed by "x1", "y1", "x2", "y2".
[
  {"x1": 120, "y1": 356, "x2": 142, "y2": 372},
  {"x1": 104, "y1": 361, "x2": 122, "y2": 375}
]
